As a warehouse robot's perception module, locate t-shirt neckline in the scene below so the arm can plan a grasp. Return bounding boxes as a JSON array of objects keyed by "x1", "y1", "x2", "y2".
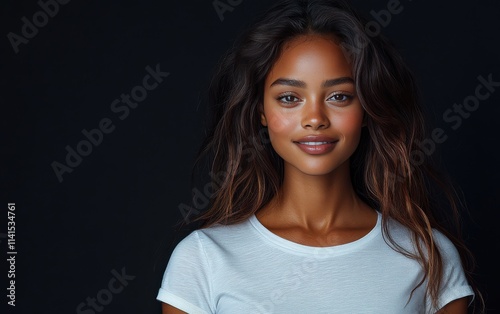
[{"x1": 249, "y1": 210, "x2": 382, "y2": 256}]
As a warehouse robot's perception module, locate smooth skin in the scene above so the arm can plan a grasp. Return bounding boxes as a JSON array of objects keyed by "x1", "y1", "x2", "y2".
[{"x1": 161, "y1": 34, "x2": 469, "y2": 313}]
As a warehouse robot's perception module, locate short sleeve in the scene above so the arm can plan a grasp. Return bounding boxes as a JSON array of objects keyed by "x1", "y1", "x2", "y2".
[
  {"x1": 156, "y1": 231, "x2": 214, "y2": 314},
  {"x1": 427, "y1": 230, "x2": 475, "y2": 313}
]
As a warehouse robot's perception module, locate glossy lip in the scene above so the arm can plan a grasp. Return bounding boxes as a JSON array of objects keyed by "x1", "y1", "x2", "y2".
[{"x1": 293, "y1": 135, "x2": 338, "y2": 155}]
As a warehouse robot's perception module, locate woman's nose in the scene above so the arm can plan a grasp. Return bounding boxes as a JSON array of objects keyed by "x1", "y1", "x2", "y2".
[{"x1": 301, "y1": 99, "x2": 330, "y2": 130}]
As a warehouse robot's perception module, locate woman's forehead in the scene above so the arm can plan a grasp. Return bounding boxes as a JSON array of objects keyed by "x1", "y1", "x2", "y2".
[{"x1": 266, "y1": 35, "x2": 353, "y2": 86}]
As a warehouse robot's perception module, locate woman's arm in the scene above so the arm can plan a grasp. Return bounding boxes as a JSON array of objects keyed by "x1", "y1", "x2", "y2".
[
  {"x1": 161, "y1": 302, "x2": 188, "y2": 314},
  {"x1": 436, "y1": 297, "x2": 469, "y2": 314}
]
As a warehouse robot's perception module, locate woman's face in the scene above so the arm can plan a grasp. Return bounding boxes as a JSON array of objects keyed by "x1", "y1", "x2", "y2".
[{"x1": 261, "y1": 34, "x2": 365, "y2": 176}]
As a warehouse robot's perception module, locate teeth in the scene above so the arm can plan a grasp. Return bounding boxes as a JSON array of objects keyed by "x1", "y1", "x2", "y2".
[{"x1": 299, "y1": 141, "x2": 331, "y2": 145}]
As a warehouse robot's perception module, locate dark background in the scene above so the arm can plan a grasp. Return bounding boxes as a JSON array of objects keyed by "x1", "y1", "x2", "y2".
[{"x1": 1, "y1": 0, "x2": 499, "y2": 313}]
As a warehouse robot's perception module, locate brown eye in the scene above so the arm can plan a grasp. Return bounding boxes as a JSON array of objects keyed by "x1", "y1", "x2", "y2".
[
  {"x1": 328, "y1": 93, "x2": 353, "y2": 103},
  {"x1": 277, "y1": 94, "x2": 300, "y2": 104}
]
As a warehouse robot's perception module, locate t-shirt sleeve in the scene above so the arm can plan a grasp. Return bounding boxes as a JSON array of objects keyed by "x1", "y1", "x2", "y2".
[
  {"x1": 427, "y1": 230, "x2": 475, "y2": 313},
  {"x1": 156, "y1": 231, "x2": 214, "y2": 314}
]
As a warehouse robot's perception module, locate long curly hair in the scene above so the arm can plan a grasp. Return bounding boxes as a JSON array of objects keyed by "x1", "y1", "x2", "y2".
[{"x1": 172, "y1": 0, "x2": 484, "y2": 311}]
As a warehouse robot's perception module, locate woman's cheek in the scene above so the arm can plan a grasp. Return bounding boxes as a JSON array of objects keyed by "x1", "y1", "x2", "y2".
[
  {"x1": 333, "y1": 110, "x2": 364, "y2": 134},
  {"x1": 267, "y1": 109, "x2": 294, "y2": 134}
]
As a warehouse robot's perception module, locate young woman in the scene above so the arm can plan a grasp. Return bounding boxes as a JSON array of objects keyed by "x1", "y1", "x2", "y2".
[{"x1": 157, "y1": 0, "x2": 484, "y2": 313}]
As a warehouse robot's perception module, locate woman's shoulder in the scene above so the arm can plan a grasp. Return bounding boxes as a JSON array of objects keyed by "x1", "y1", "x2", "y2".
[
  {"x1": 430, "y1": 228, "x2": 463, "y2": 261},
  {"x1": 381, "y1": 213, "x2": 462, "y2": 258},
  {"x1": 172, "y1": 216, "x2": 255, "y2": 253}
]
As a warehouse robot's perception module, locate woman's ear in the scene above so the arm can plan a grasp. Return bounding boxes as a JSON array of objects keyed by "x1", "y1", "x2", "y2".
[{"x1": 260, "y1": 105, "x2": 268, "y2": 127}]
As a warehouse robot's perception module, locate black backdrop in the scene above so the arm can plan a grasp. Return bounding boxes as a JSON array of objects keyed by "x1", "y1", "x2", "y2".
[{"x1": 1, "y1": 0, "x2": 499, "y2": 313}]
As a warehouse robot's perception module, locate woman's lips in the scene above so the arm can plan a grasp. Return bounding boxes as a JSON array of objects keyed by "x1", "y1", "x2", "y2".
[
  {"x1": 293, "y1": 135, "x2": 338, "y2": 155},
  {"x1": 294, "y1": 141, "x2": 337, "y2": 155}
]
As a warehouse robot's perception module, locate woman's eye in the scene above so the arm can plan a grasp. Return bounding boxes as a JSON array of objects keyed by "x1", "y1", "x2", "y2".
[
  {"x1": 277, "y1": 95, "x2": 300, "y2": 103},
  {"x1": 329, "y1": 93, "x2": 353, "y2": 103}
]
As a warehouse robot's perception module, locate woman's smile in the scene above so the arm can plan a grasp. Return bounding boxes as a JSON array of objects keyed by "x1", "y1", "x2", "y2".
[{"x1": 293, "y1": 134, "x2": 339, "y2": 155}]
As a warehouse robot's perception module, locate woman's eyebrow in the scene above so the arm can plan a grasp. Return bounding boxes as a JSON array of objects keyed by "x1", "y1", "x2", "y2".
[{"x1": 269, "y1": 77, "x2": 354, "y2": 88}]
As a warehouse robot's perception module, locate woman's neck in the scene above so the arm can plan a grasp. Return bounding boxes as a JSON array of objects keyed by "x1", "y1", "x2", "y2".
[{"x1": 260, "y1": 160, "x2": 374, "y2": 234}]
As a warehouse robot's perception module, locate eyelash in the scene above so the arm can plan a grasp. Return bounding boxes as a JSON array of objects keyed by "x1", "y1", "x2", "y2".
[{"x1": 276, "y1": 93, "x2": 353, "y2": 105}]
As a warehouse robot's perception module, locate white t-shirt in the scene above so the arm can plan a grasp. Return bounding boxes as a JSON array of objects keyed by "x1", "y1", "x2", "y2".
[{"x1": 156, "y1": 211, "x2": 474, "y2": 313}]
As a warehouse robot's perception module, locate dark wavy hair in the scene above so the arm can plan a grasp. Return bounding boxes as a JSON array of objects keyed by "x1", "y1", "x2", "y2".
[{"x1": 171, "y1": 0, "x2": 484, "y2": 311}]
